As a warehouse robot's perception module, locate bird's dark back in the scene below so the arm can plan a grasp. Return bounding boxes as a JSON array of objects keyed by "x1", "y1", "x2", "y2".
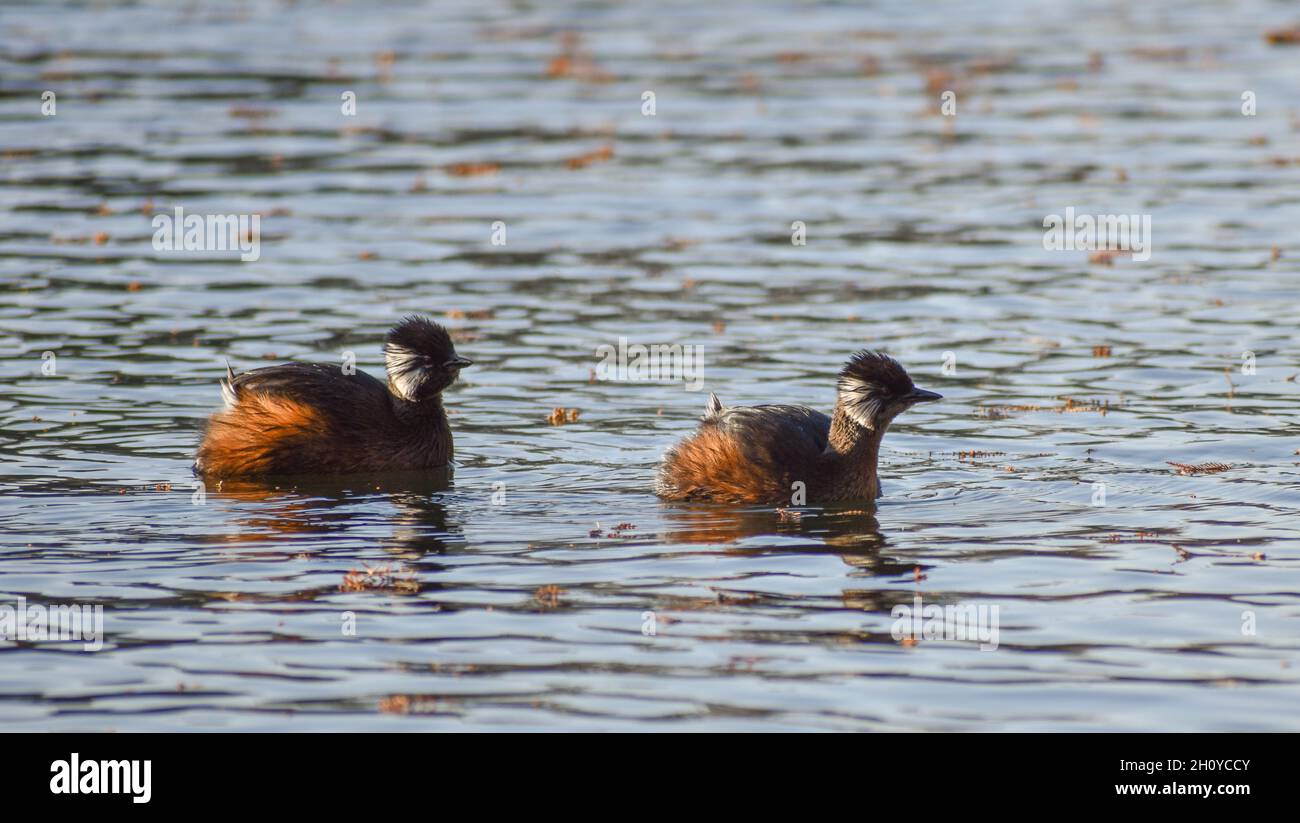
[
  {"x1": 711, "y1": 404, "x2": 830, "y2": 464},
  {"x1": 230, "y1": 362, "x2": 394, "y2": 423}
]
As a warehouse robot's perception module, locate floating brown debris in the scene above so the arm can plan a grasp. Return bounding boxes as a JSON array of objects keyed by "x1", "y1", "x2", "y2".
[
  {"x1": 1088, "y1": 249, "x2": 1121, "y2": 265},
  {"x1": 1106, "y1": 531, "x2": 1159, "y2": 543},
  {"x1": 1129, "y1": 46, "x2": 1192, "y2": 61},
  {"x1": 340, "y1": 565, "x2": 420, "y2": 594},
  {"x1": 548, "y1": 407, "x2": 580, "y2": 425},
  {"x1": 378, "y1": 694, "x2": 440, "y2": 715},
  {"x1": 378, "y1": 695, "x2": 411, "y2": 714},
  {"x1": 544, "y1": 55, "x2": 576, "y2": 78},
  {"x1": 534, "y1": 584, "x2": 564, "y2": 608},
  {"x1": 1060, "y1": 396, "x2": 1112, "y2": 412},
  {"x1": 923, "y1": 67, "x2": 955, "y2": 96},
  {"x1": 1092, "y1": 345, "x2": 1112, "y2": 357},
  {"x1": 590, "y1": 522, "x2": 636, "y2": 539},
  {"x1": 980, "y1": 397, "x2": 1114, "y2": 417},
  {"x1": 775, "y1": 508, "x2": 802, "y2": 522},
  {"x1": 445, "y1": 308, "x2": 494, "y2": 320},
  {"x1": 970, "y1": 55, "x2": 1018, "y2": 75},
  {"x1": 1265, "y1": 26, "x2": 1300, "y2": 45},
  {"x1": 1167, "y1": 461, "x2": 1233, "y2": 475},
  {"x1": 544, "y1": 32, "x2": 613, "y2": 82},
  {"x1": 564, "y1": 144, "x2": 614, "y2": 170},
  {"x1": 445, "y1": 161, "x2": 500, "y2": 177},
  {"x1": 713, "y1": 589, "x2": 761, "y2": 605},
  {"x1": 229, "y1": 105, "x2": 275, "y2": 120}
]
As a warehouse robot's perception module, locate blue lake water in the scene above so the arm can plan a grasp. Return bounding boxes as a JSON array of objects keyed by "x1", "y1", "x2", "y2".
[{"x1": 1, "y1": 0, "x2": 1298, "y2": 730}]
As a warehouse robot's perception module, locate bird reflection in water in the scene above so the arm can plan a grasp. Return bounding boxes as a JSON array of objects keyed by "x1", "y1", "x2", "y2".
[
  {"x1": 200, "y1": 467, "x2": 464, "y2": 560},
  {"x1": 660, "y1": 502, "x2": 920, "y2": 564},
  {"x1": 658, "y1": 502, "x2": 927, "y2": 618}
]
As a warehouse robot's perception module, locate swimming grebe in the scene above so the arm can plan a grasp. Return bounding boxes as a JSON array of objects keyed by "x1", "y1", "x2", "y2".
[
  {"x1": 194, "y1": 315, "x2": 471, "y2": 478},
  {"x1": 655, "y1": 350, "x2": 940, "y2": 504}
]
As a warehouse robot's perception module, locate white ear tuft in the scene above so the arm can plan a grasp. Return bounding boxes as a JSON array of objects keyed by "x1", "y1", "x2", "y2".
[
  {"x1": 838, "y1": 377, "x2": 881, "y2": 429},
  {"x1": 384, "y1": 343, "x2": 424, "y2": 400}
]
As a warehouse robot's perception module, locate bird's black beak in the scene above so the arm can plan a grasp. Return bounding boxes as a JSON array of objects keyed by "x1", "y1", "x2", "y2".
[
  {"x1": 905, "y1": 387, "x2": 942, "y2": 403},
  {"x1": 446, "y1": 356, "x2": 473, "y2": 369}
]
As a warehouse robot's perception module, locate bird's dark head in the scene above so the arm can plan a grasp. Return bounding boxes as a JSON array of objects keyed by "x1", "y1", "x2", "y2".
[
  {"x1": 383, "y1": 315, "x2": 472, "y2": 401},
  {"x1": 837, "y1": 350, "x2": 941, "y2": 430}
]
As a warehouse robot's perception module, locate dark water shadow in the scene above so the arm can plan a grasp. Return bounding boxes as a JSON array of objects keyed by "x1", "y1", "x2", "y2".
[
  {"x1": 658, "y1": 501, "x2": 883, "y2": 548},
  {"x1": 200, "y1": 467, "x2": 465, "y2": 558},
  {"x1": 658, "y1": 502, "x2": 923, "y2": 617}
]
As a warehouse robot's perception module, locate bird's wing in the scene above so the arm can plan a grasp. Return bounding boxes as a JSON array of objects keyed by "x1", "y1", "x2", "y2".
[
  {"x1": 711, "y1": 404, "x2": 831, "y2": 465},
  {"x1": 222, "y1": 361, "x2": 391, "y2": 411}
]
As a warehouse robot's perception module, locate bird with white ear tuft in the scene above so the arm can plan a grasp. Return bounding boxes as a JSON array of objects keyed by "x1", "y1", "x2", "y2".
[{"x1": 655, "y1": 350, "x2": 940, "y2": 504}]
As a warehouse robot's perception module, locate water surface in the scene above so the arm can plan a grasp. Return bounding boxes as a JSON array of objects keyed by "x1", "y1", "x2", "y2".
[{"x1": 2, "y1": 0, "x2": 1299, "y2": 730}]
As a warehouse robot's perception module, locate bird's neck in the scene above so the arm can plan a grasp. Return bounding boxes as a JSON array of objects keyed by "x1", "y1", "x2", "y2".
[
  {"x1": 389, "y1": 393, "x2": 453, "y2": 466},
  {"x1": 394, "y1": 392, "x2": 447, "y2": 421},
  {"x1": 823, "y1": 405, "x2": 886, "y2": 499}
]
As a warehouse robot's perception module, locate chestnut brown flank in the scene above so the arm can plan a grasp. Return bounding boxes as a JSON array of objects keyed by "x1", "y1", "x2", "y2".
[
  {"x1": 659, "y1": 427, "x2": 790, "y2": 504},
  {"x1": 196, "y1": 394, "x2": 331, "y2": 477}
]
